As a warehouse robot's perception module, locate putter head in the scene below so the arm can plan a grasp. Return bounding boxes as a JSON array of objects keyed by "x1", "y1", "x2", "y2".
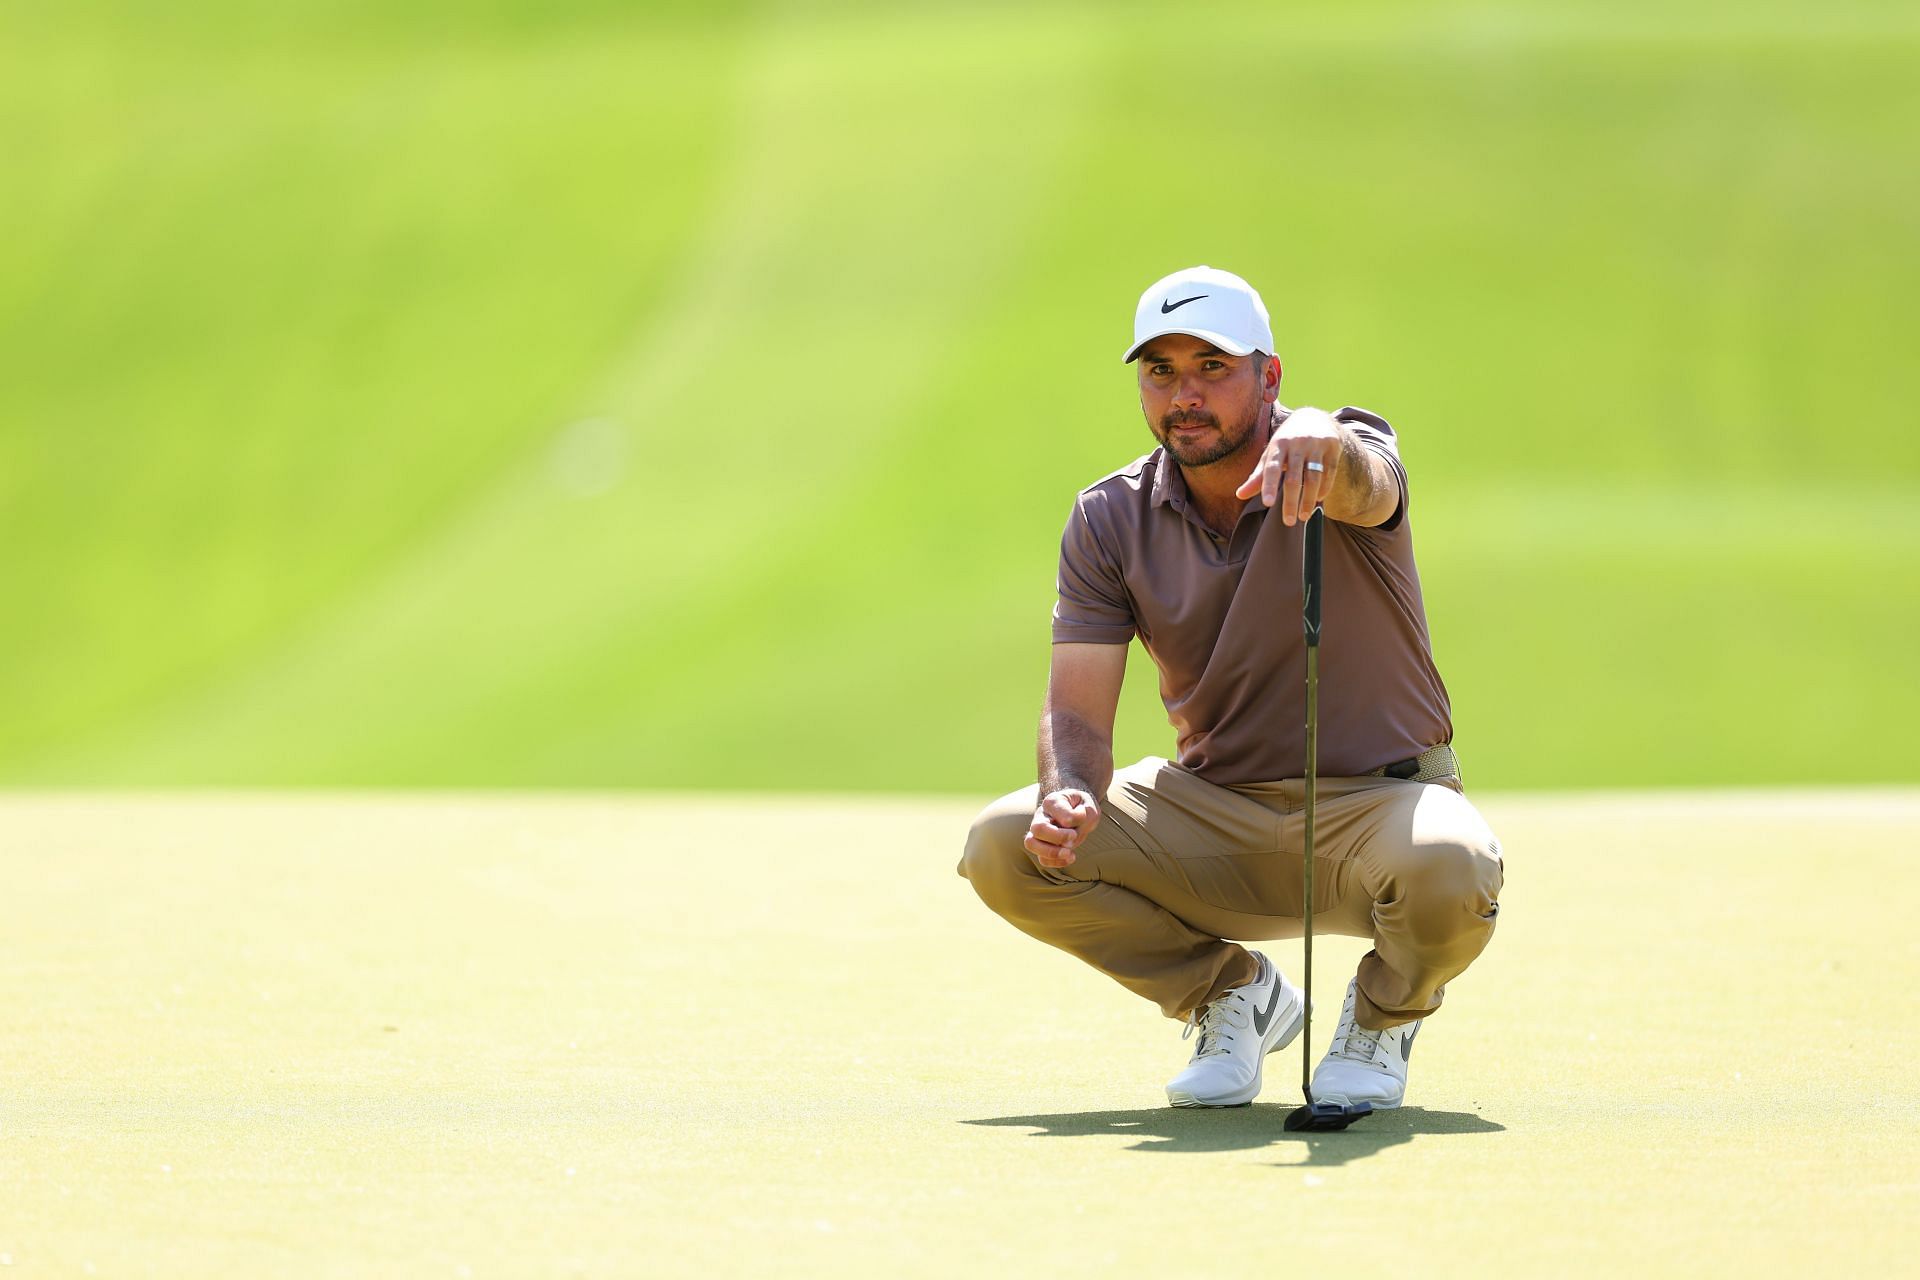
[{"x1": 1284, "y1": 1100, "x2": 1373, "y2": 1131}]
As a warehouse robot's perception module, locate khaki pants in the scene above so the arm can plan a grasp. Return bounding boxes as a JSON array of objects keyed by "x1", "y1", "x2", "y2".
[{"x1": 957, "y1": 757, "x2": 1504, "y2": 1030}]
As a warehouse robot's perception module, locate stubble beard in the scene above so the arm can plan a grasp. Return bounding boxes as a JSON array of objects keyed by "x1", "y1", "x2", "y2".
[{"x1": 1155, "y1": 396, "x2": 1265, "y2": 470}]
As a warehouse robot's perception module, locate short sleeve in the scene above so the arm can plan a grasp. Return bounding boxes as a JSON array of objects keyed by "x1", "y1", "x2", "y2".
[
  {"x1": 1336, "y1": 405, "x2": 1409, "y2": 533},
  {"x1": 1051, "y1": 496, "x2": 1136, "y2": 644}
]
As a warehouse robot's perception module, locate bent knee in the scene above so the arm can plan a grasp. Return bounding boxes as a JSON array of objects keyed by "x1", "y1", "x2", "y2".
[
  {"x1": 1397, "y1": 788, "x2": 1503, "y2": 899},
  {"x1": 958, "y1": 785, "x2": 1043, "y2": 905},
  {"x1": 1402, "y1": 834, "x2": 1503, "y2": 912}
]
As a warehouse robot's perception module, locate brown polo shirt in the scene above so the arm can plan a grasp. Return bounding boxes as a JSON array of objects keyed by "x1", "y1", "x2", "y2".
[{"x1": 1052, "y1": 405, "x2": 1452, "y2": 785}]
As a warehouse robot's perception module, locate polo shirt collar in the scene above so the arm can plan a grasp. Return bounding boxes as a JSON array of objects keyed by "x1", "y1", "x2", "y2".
[
  {"x1": 1149, "y1": 448, "x2": 1187, "y2": 510},
  {"x1": 1149, "y1": 444, "x2": 1269, "y2": 545}
]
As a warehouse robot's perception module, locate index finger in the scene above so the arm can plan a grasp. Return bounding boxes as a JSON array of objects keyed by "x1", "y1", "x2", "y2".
[
  {"x1": 1030, "y1": 812, "x2": 1079, "y2": 844},
  {"x1": 1235, "y1": 456, "x2": 1265, "y2": 500}
]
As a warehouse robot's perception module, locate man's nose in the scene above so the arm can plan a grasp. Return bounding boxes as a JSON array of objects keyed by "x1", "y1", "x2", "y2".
[{"x1": 1171, "y1": 373, "x2": 1204, "y2": 410}]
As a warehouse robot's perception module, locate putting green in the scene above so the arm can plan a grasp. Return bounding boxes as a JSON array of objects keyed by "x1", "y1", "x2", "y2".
[{"x1": 3, "y1": 789, "x2": 1915, "y2": 1275}]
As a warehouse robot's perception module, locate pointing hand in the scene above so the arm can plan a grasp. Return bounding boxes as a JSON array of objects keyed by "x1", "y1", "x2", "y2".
[{"x1": 1235, "y1": 406, "x2": 1341, "y2": 526}]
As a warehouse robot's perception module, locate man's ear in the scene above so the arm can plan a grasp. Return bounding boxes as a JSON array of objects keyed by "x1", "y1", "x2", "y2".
[{"x1": 1263, "y1": 355, "x2": 1283, "y2": 402}]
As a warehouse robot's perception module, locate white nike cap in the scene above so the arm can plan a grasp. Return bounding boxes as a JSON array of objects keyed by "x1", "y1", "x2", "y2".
[{"x1": 1122, "y1": 264, "x2": 1274, "y2": 364}]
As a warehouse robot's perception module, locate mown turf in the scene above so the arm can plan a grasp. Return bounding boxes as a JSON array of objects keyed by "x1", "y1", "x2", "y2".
[
  {"x1": 3, "y1": 790, "x2": 1915, "y2": 1275},
  {"x1": 3, "y1": 2, "x2": 1918, "y2": 791}
]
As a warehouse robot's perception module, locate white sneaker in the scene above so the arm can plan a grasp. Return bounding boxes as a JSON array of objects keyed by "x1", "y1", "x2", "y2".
[
  {"x1": 1165, "y1": 952, "x2": 1305, "y2": 1108},
  {"x1": 1310, "y1": 978, "x2": 1420, "y2": 1110}
]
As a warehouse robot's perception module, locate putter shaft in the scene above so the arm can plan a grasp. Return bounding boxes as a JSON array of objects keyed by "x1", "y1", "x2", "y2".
[
  {"x1": 1301, "y1": 645, "x2": 1317, "y2": 1100},
  {"x1": 1299, "y1": 507, "x2": 1324, "y2": 1106}
]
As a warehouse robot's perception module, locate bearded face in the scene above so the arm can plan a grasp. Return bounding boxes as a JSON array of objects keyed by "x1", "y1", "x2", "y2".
[{"x1": 1137, "y1": 336, "x2": 1274, "y2": 472}]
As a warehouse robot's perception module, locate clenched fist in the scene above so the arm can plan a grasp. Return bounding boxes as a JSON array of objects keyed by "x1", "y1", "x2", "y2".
[{"x1": 1025, "y1": 789, "x2": 1101, "y2": 868}]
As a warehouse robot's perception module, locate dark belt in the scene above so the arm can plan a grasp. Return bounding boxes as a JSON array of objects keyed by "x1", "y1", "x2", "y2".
[{"x1": 1367, "y1": 743, "x2": 1460, "y2": 785}]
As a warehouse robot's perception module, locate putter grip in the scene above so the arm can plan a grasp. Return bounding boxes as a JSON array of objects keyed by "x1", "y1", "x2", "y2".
[{"x1": 1302, "y1": 506, "x2": 1324, "y2": 647}]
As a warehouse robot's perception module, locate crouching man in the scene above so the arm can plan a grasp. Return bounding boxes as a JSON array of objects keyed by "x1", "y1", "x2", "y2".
[{"x1": 959, "y1": 266, "x2": 1503, "y2": 1109}]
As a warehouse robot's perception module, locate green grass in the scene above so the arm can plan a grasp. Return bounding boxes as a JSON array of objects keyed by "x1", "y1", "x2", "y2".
[
  {"x1": 3, "y1": 789, "x2": 1916, "y2": 1273},
  {"x1": 2, "y1": 1, "x2": 1917, "y2": 790}
]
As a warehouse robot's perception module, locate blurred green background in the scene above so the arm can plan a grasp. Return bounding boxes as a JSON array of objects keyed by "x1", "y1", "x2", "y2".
[{"x1": 3, "y1": 0, "x2": 1916, "y2": 793}]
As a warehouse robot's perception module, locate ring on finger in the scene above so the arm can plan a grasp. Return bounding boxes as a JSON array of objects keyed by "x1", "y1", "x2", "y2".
[{"x1": 1305, "y1": 460, "x2": 1326, "y2": 473}]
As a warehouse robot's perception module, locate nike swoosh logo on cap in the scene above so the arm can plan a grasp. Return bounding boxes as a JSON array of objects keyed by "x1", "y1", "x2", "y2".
[
  {"x1": 1160, "y1": 294, "x2": 1208, "y2": 314},
  {"x1": 1250, "y1": 978, "x2": 1285, "y2": 1037}
]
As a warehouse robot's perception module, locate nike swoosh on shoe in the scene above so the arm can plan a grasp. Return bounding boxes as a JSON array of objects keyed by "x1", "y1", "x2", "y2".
[{"x1": 1250, "y1": 979, "x2": 1284, "y2": 1037}]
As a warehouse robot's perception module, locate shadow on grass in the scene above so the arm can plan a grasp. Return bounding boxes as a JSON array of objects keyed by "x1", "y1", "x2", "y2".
[{"x1": 962, "y1": 1105, "x2": 1503, "y2": 1167}]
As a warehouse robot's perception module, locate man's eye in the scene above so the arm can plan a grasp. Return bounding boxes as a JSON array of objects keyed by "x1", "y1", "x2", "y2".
[
  {"x1": 1204, "y1": 361, "x2": 1225, "y2": 370},
  {"x1": 1150, "y1": 365, "x2": 1173, "y2": 376}
]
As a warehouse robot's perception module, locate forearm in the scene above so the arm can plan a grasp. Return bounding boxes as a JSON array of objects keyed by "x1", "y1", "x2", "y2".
[
  {"x1": 1037, "y1": 704, "x2": 1114, "y2": 800},
  {"x1": 1324, "y1": 423, "x2": 1399, "y2": 528}
]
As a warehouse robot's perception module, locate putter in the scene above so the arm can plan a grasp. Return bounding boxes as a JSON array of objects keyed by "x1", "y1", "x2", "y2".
[{"x1": 1283, "y1": 507, "x2": 1373, "y2": 1133}]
